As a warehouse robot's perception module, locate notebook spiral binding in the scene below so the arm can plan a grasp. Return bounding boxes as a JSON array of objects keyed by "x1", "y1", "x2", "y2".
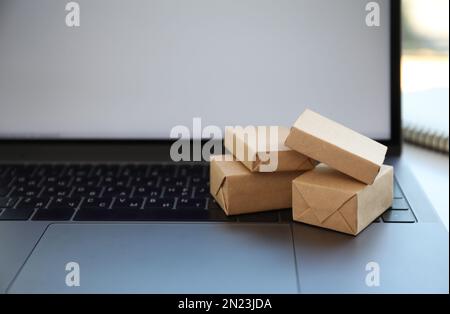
[{"x1": 403, "y1": 122, "x2": 449, "y2": 154}]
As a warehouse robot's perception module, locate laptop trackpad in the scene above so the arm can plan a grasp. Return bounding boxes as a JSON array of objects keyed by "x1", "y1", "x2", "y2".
[{"x1": 8, "y1": 223, "x2": 298, "y2": 293}]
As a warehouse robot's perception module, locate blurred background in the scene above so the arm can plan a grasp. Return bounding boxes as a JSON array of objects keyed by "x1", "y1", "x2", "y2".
[
  {"x1": 402, "y1": 0, "x2": 449, "y2": 152},
  {"x1": 401, "y1": 0, "x2": 449, "y2": 230}
]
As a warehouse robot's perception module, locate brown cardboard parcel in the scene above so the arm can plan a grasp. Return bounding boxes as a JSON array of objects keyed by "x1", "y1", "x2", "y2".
[
  {"x1": 210, "y1": 155, "x2": 305, "y2": 215},
  {"x1": 285, "y1": 109, "x2": 388, "y2": 184},
  {"x1": 224, "y1": 126, "x2": 317, "y2": 173},
  {"x1": 292, "y1": 164, "x2": 393, "y2": 235}
]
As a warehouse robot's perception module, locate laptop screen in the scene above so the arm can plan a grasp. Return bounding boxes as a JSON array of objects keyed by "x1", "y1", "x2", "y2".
[{"x1": 0, "y1": 0, "x2": 391, "y2": 140}]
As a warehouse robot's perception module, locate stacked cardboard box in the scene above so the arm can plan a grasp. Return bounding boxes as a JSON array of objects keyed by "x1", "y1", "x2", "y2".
[
  {"x1": 210, "y1": 110, "x2": 393, "y2": 236},
  {"x1": 210, "y1": 126, "x2": 316, "y2": 216}
]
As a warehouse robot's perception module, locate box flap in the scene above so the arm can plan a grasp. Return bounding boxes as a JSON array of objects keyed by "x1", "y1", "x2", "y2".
[
  {"x1": 215, "y1": 186, "x2": 229, "y2": 213},
  {"x1": 210, "y1": 156, "x2": 227, "y2": 196},
  {"x1": 210, "y1": 155, "x2": 250, "y2": 196},
  {"x1": 293, "y1": 181, "x2": 357, "y2": 234},
  {"x1": 293, "y1": 165, "x2": 365, "y2": 223}
]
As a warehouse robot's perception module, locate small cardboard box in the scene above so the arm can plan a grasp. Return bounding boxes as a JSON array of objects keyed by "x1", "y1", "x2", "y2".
[
  {"x1": 292, "y1": 164, "x2": 393, "y2": 236},
  {"x1": 224, "y1": 126, "x2": 317, "y2": 173},
  {"x1": 285, "y1": 110, "x2": 388, "y2": 184},
  {"x1": 210, "y1": 155, "x2": 304, "y2": 215}
]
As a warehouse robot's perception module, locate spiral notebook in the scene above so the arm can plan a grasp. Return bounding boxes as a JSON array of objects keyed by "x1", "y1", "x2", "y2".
[{"x1": 402, "y1": 89, "x2": 449, "y2": 154}]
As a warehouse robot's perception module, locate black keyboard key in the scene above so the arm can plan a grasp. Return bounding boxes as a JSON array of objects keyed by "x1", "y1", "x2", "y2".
[
  {"x1": 35, "y1": 165, "x2": 65, "y2": 177},
  {"x1": 148, "y1": 165, "x2": 176, "y2": 177},
  {"x1": 0, "y1": 186, "x2": 11, "y2": 197},
  {"x1": 92, "y1": 165, "x2": 120, "y2": 177},
  {"x1": 103, "y1": 187, "x2": 133, "y2": 197},
  {"x1": 41, "y1": 176, "x2": 72, "y2": 187},
  {"x1": 54, "y1": 177, "x2": 73, "y2": 187},
  {"x1": 14, "y1": 177, "x2": 40, "y2": 187},
  {"x1": 112, "y1": 198, "x2": 144, "y2": 210},
  {"x1": 41, "y1": 186, "x2": 73, "y2": 197},
  {"x1": 206, "y1": 198, "x2": 221, "y2": 210},
  {"x1": 392, "y1": 198, "x2": 409, "y2": 210},
  {"x1": 16, "y1": 197, "x2": 49, "y2": 210},
  {"x1": 382, "y1": 210, "x2": 416, "y2": 223},
  {"x1": 120, "y1": 165, "x2": 148, "y2": 177},
  {"x1": 0, "y1": 165, "x2": 9, "y2": 176},
  {"x1": 102, "y1": 176, "x2": 130, "y2": 187},
  {"x1": 179, "y1": 164, "x2": 207, "y2": 177},
  {"x1": 190, "y1": 176, "x2": 205, "y2": 185},
  {"x1": 41, "y1": 176, "x2": 58, "y2": 185},
  {"x1": 238, "y1": 211, "x2": 280, "y2": 223},
  {"x1": 74, "y1": 209, "x2": 112, "y2": 221},
  {"x1": 160, "y1": 177, "x2": 187, "y2": 187},
  {"x1": 11, "y1": 187, "x2": 42, "y2": 197},
  {"x1": 32, "y1": 208, "x2": 75, "y2": 221},
  {"x1": 0, "y1": 197, "x2": 19, "y2": 208},
  {"x1": 131, "y1": 178, "x2": 157, "y2": 187},
  {"x1": 72, "y1": 177, "x2": 100, "y2": 187},
  {"x1": 80, "y1": 198, "x2": 113, "y2": 210},
  {"x1": 143, "y1": 209, "x2": 233, "y2": 222},
  {"x1": 72, "y1": 187, "x2": 103, "y2": 197},
  {"x1": 143, "y1": 198, "x2": 175, "y2": 209},
  {"x1": 24, "y1": 178, "x2": 40, "y2": 187},
  {"x1": 177, "y1": 165, "x2": 192, "y2": 177},
  {"x1": 74, "y1": 209, "x2": 160, "y2": 221},
  {"x1": 0, "y1": 177, "x2": 13, "y2": 187},
  {"x1": 75, "y1": 208, "x2": 232, "y2": 222},
  {"x1": 8, "y1": 165, "x2": 36, "y2": 177},
  {"x1": 48, "y1": 198, "x2": 82, "y2": 210},
  {"x1": 14, "y1": 177, "x2": 27, "y2": 185},
  {"x1": 134, "y1": 187, "x2": 161, "y2": 198},
  {"x1": 176, "y1": 198, "x2": 207, "y2": 210},
  {"x1": 0, "y1": 208, "x2": 34, "y2": 220},
  {"x1": 64, "y1": 165, "x2": 92, "y2": 177},
  {"x1": 193, "y1": 186, "x2": 209, "y2": 197},
  {"x1": 164, "y1": 186, "x2": 191, "y2": 198}
]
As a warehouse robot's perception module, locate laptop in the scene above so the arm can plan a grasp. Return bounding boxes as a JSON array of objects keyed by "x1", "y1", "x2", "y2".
[{"x1": 0, "y1": 0, "x2": 448, "y2": 293}]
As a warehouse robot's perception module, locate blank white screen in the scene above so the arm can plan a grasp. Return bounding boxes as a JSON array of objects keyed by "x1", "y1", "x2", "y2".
[{"x1": 0, "y1": 0, "x2": 391, "y2": 139}]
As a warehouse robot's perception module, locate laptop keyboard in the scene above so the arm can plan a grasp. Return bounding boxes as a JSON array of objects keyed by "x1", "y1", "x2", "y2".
[{"x1": 0, "y1": 163, "x2": 417, "y2": 223}]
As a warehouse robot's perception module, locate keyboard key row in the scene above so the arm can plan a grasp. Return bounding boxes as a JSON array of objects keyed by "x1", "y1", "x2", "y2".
[
  {"x1": 73, "y1": 209, "x2": 232, "y2": 222},
  {"x1": 382, "y1": 209, "x2": 416, "y2": 223},
  {"x1": 0, "y1": 196, "x2": 211, "y2": 211},
  {"x1": 0, "y1": 163, "x2": 210, "y2": 179},
  {"x1": 2, "y1": 182, "x2": 209, "y2": 197},
  {"x1": 0, "y1": 204, "x2": 416, "y2": 224}
]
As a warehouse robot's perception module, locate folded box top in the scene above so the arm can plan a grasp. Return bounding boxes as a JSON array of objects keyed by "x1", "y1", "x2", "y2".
[
  {"x1": 225, "y1": 126, "x2": 292, "y2": 156},
  {"x1": 225, "y1": 126, "x2": 316, "y2": 172}
]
